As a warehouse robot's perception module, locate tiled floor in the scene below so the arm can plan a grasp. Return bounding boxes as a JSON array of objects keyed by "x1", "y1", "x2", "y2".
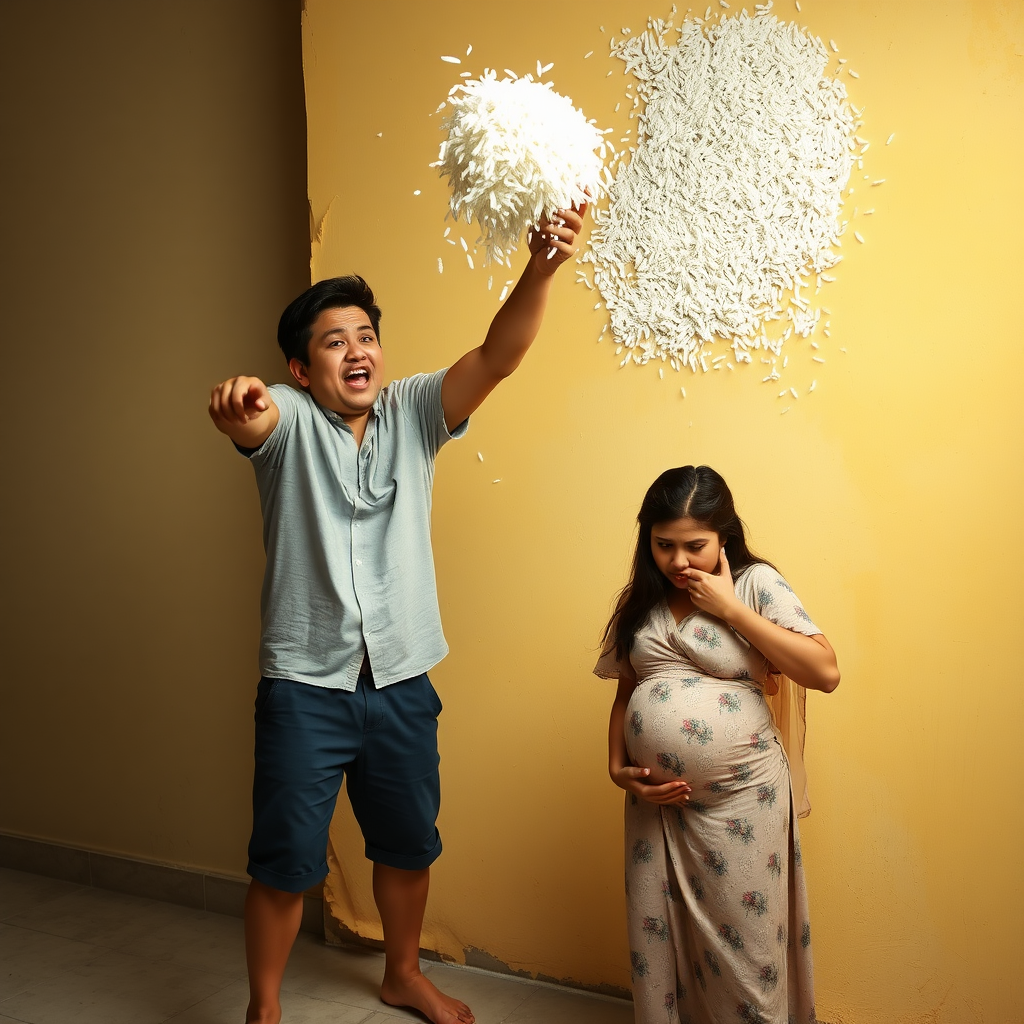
[{"x1": 0, "y1": 867, "x2": 633, "y2": 1024}]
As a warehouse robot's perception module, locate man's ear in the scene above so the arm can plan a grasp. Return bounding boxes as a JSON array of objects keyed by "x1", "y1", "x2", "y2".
[{"x1": 288, "y1": 357, "x2": 310, "y2": 388}]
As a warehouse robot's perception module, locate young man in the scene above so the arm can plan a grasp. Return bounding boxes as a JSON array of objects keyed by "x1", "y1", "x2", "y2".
[{"x1": 209, "y1": 206, "x2": 585, "y2": 1024}]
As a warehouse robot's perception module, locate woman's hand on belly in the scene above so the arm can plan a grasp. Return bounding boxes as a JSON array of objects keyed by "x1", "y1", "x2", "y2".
[{"x1": 611, "y1": 765, "x2": 692, "y2": 806}]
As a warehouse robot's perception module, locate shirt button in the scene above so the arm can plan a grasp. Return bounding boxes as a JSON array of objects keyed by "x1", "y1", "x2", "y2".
[{"x1": 355, "y1": 559, "x2": 362, "y2": 566}]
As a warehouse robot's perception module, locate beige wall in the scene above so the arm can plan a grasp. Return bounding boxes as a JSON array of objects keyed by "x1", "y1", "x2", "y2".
[
  {"x1": 305, "y1": 1, "x2": 1024, "y2": 1020},
  {"x1": 0, "y1": 2, "x2": 308, "y2": 875}
]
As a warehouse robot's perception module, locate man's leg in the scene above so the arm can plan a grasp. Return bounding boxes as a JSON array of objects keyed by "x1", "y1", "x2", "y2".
[
  {"x1": 243, "y1": 879, "x2": 303, "y2": 1024},
  {"x1": 348, "y1": 675, "x2": 474, "y2": 1024},
  {"x1": 245, "y1": 677, "x2": 358, "y2": 1024},
  {"x1": 374, "y1": 863, "x2": 474, "y2": 1024}
]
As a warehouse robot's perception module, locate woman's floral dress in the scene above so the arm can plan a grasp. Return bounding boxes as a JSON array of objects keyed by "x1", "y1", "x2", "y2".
[{"x1": 595, "y1": 563, "x2": 821, "y2": 1024}]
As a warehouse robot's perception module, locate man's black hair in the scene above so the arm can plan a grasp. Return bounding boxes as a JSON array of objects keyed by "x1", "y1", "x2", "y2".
[{"x1": 277, "y1": 275, "x2": 382, "y2": 365}]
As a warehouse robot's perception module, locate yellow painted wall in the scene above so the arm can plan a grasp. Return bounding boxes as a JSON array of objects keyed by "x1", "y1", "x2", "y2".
[{"x1": 305, "y1": 1, "x2": 1023, "y2": 1020}]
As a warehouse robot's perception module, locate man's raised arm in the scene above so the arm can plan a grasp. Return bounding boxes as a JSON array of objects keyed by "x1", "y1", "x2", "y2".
[
  {"x1": 440, "y1": 204, "x2": 586, "y2": 432},
  {"x1": 208, "y1": 375, "x2": 281, "y2": 449}
]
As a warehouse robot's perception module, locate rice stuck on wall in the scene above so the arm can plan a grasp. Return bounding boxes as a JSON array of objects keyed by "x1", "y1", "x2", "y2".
[
  {"x1": 585, "y1": 6, "x2": 861, "y2": 377},
  {"x1": 436, "y1": 69, "x2": 608, "y2": 266}
]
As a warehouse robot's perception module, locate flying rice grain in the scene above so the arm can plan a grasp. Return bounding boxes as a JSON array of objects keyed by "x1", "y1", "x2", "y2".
[
  {"x1": 886, "y1": 133, "x2": 895, "y2": 145},
  {"x1": 438, "y1": 258, "x2": 444, "y2": 273},
  {"x1": 584, "y1": 8, "x2": 856, "y2": 378},
  {"x1": 441, "y1": 56, "x2": 461, "y2": 64}
]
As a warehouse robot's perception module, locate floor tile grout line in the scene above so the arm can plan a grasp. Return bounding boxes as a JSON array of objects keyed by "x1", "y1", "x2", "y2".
[
  {"x1": 154, "y1": 972, "x2": 241, "y2": 1024},
  {"x1": 0, "y1": 954, "x2": 109, "y2": 1016},
  {"x1": 86, "y1": 944, "x2": 252, "y2": 983},
  {"x1": 0, "y1": 883, "x2": 91, "y2": 924},
  {"x1": 0, "y1": 917, "x2": 130, "y2": 954}
]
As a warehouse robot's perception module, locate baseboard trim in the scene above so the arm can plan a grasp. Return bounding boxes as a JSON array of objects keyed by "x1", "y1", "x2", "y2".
[{"x1": 0, "y1": 831, "x2": 323, "y2": 935}]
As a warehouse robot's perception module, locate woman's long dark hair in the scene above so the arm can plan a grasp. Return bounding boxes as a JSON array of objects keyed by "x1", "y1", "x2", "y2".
[{"x1": 602, "y1": 466, "x2": 776, "y2": 661}]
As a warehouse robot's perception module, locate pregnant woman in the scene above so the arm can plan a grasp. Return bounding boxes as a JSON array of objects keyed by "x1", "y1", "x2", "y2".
[{"x1": 596, "y1": 466, "x2": 839, "y2": 1024}]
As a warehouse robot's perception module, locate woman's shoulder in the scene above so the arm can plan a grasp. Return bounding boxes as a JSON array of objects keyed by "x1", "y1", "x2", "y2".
[{"x1": 734, "y1": 561, "x2": 792, "y2": 605}]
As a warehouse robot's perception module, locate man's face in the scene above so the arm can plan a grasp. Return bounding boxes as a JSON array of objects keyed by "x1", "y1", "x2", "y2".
[{"x1": 288, "y1": 305, "x2": 383, "y2": 421}]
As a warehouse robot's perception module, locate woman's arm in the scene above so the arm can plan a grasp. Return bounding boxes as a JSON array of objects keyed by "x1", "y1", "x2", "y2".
[
  {"x1": 684, "y1": 549, "x2": 840, "y2": 694},
  {"x1": 721, "y1": 610, "x2": 839, "y2": 693},
  {"x1": 608, "y1": 674, "x2": 692, "y2": 805}
]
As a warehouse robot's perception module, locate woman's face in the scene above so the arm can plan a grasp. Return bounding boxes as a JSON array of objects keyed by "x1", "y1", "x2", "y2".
[{"x1": 650, "y1": 517, "x2": 723, "y2": 591}]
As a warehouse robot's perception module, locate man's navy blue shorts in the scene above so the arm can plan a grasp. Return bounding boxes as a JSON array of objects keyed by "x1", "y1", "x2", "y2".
[{"x1": 247, "y1": 672, "x2": 443, "y2": 893}]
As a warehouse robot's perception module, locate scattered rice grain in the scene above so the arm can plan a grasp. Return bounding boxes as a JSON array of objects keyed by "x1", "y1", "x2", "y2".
[{"x1": 585, "y1": 9, "x2": 855, "y2": 379}]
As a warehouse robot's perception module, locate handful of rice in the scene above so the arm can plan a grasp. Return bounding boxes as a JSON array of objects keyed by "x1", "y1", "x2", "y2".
[{"x1": 435, "y1": 70, "x2": 607, "y2": 266}]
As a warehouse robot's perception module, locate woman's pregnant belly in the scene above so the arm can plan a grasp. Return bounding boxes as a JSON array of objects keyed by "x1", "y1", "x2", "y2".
[{"x1": 624, "y1": 674, "x2": 784, "y2": 798}]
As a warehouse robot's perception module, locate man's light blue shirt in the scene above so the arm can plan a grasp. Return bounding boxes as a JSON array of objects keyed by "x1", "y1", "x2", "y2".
[{"x1": 242, "y1": 369, "x2": 467, "y2": 690}]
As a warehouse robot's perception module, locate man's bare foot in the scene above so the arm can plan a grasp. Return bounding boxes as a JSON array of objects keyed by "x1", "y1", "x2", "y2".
[{"x1": 381, "y1": 970, "x2": 475, "y2": 1024}]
